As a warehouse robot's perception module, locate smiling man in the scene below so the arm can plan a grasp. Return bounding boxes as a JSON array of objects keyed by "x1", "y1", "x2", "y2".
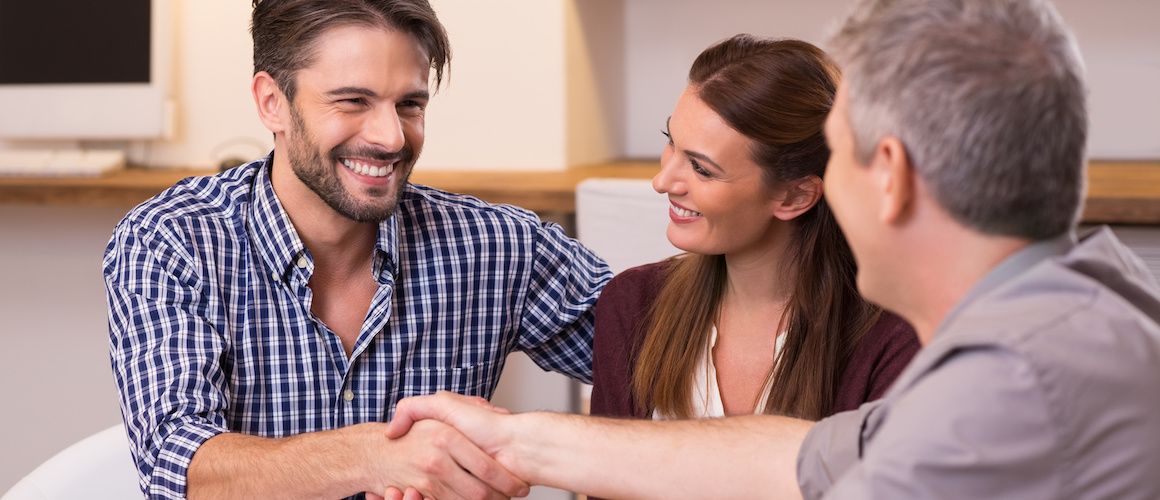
[{"x1": 102, "y1": 1, "x2": 610, "y2": 499}]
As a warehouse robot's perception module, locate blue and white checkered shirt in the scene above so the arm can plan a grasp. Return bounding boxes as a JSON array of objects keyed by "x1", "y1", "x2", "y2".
[{"x1": 103, "y1": 155, "x2": 610, "y2": 498}]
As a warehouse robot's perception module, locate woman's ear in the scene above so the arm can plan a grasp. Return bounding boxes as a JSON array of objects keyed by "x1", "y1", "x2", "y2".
[
  {"x1": 772, "y1": 175, "x2": 824, "y2": 221},
  {"x1": 253, "y1": 71, "x2": 289, "y2": 135}
]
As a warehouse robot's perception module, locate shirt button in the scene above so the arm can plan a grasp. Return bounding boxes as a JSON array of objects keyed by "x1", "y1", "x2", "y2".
[
  {"x1": 343, "y1": 390, "x2": 355, "y2": 402},
  {"x1": 269, "y1": 271, "x2": 279, "y2": 281},
  {"x1": 296, "y1": 256, "x2": 308, "y2": 269}
]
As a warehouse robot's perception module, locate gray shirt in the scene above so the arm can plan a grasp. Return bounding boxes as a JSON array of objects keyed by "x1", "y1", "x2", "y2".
[{"x1": 797, "y1": 227, "x2": 1160, "y2": 499}]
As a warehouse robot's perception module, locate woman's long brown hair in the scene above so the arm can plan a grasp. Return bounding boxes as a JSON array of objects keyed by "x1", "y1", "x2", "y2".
[{"x1": 632, "y1": 35, "x2": 880, "y2": 421}]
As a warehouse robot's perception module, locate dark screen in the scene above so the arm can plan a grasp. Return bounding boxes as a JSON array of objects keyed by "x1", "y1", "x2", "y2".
[{"x1": 0, "y1": 0, "x2": 151, "y2": 84}]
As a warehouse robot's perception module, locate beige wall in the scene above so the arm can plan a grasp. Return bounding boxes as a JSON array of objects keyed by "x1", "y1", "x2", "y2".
[{"x1": 122, "y1": 0, "x2": 586, "y2": 171}]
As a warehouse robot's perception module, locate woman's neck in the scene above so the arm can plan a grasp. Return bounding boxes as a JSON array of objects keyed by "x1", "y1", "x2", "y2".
[{"x1": 722, "y1": 231, "x2": 796, "y2": 308}]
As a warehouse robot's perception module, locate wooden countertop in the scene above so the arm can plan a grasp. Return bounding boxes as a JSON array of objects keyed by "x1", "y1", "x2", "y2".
[{"x1": 1, "y1": 160, "x2": 1157, "y2": 224}]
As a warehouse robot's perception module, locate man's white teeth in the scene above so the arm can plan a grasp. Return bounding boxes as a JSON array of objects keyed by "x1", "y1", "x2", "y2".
[
  {"x1": 341, "y1": 159, "x2": 394, "y2": 177},
  {"x1": 672, "y1": 204, "x2": 701, "y2": 218}
]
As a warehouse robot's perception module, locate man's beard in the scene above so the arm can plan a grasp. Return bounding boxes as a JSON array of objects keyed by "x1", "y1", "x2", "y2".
[{"x1": 286, "y1": 105, "x2": 415, "y2": 222}]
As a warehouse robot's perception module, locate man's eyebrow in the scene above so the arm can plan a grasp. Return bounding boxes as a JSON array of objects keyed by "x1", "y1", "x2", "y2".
[
  {"x1": 325, "y1": 86, "x2": 378, "y2": 97},
  {"x1": 325, "y1": 87, "x2": 431, "y2": 102},
  {"x1": 401, "y1": 90, "x2": 430, "y2": 101}
]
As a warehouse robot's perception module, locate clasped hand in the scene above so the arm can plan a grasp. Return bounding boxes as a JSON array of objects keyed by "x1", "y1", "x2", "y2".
[{"x1": 366, "y1": 392, "x2": 525, "y2": 500}]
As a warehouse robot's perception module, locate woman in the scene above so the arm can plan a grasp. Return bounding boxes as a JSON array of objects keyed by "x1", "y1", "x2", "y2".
[{"x1": 590, "y1": 35, "x2": 918, "y2": 421}]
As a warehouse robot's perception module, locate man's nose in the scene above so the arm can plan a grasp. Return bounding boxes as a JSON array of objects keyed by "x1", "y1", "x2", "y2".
[{"x1": 366, "y1": 106, "x2": 406, "y2": 152}]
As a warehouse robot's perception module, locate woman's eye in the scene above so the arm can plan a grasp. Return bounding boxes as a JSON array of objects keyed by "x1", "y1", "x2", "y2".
[{"x1": 690, "y1": 159, "x2": 710, "y2": 177}]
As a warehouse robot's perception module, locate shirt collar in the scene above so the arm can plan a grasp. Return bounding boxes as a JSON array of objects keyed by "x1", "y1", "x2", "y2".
[
  {"x1": 248, "y1": 152, "x2": 308, "y2": 282},
  {"x1": 936, "y1": 231, "x2": 1077, "y2": 337},
  {"x1": 247, "y1": 151, "x2": 401, "y2": 284},
  {"x1": 373, "y1": 204, "x2": 400, "y2": 283}
]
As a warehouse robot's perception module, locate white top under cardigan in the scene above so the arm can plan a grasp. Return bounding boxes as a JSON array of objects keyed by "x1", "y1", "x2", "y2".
[{"x1": 653, "y1": 326, "x2": 787, "y2": 419}]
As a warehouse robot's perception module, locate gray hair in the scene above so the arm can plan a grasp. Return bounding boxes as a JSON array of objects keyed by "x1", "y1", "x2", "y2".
[{"x1": 828, "y1": 0, "x2": 1088, "y2": 239}]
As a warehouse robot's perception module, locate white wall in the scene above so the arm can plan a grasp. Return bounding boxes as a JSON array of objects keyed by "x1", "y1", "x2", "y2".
[
  {"x1": 1057, "y1": 0, "x2": 1160, "y2": 159},
  {"x1": 622, "y1": 0, "x2": 1160, "y2": 159}
]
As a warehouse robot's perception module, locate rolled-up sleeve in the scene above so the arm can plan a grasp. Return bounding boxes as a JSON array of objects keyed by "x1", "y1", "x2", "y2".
[
  {"x1": 810, "y1": 349, "x2": 1061, "y2": 499},
  {"x1": 104, "y1": 220, "x2": 230, "y2": 498}
]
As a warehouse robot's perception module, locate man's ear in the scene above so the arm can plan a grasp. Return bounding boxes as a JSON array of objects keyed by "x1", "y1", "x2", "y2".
[
  {"x1": 772, "y1": 175, "x2": 824, "y2": 221},
  {"x1": 870, "y1": 135, "x2": 915, "y2": 225},
  {"x1": 253, "y1": 71, "x2": 289, "y2": 135}
]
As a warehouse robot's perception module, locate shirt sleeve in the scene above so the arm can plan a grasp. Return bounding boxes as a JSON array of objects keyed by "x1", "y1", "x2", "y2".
[
  {"x1": 516, "y1": 220, "x2": 612, "y2": 384},
  {"x1": 797, "y1": 401, "x2": 883, "y2": 499},
  {"x1": 813, "y1": 348, "x2": 1063, "y2": 500},
  {"x1": 103, "y1": 219, "x2": 231, "y2": 499}
]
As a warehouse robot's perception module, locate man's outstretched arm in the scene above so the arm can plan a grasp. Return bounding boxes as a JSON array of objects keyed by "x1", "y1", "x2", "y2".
[
  {"x1": 386, "y1": 392, "x2": 812, "y2": 500},
  {"x1": 189, "y1": 420, "x2": 527, "y2": 500}
]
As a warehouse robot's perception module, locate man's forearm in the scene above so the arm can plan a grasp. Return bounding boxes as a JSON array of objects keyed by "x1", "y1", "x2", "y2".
[
  {"x1": 505, "y1": 413, "x2": 812, "y2": 500},
  {"x1": 188, "y1": 423, "x2": 383, "y2": 499}
]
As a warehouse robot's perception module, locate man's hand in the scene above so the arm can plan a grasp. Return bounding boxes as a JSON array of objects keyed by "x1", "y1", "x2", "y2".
[
  {"x1": 367, "y1": 392, "x2": 522, "y2": 499},
  {"x1": 385, "y1": 392, "x2": 513, "y2": 457},
  {"x1": 367, "y1": 417, "x2": 527, "y2": 500}
]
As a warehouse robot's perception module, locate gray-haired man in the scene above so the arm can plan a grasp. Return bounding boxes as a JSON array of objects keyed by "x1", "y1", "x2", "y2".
[{"x1": 382, "y1": 0, "x2": 1160, "y2": 498}]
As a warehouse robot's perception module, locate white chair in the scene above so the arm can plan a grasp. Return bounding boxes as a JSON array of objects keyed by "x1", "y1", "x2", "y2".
[
  {"x1": 3, "y1": 424, "x2": 140, "y2": 500},
  {"x1": 575, "y1": 178, "x2": 680, "y2": 274}
]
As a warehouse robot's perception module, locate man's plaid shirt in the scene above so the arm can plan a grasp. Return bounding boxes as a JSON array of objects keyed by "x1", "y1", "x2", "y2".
[{"x1": 103, "y1": 155, "x2": 610, "y2": 498}]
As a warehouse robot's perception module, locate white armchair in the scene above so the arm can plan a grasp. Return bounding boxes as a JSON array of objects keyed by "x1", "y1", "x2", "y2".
[
  {"x1": 575, "y1": 178, "x2": 679, "y2": 274},
  {"x1": 3, "y1": 424, "x2": 140, "y2": 500}
]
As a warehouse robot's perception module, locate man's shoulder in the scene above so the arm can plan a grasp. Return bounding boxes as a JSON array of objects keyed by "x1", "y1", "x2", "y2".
[
  {"x1": 940, "y1": 233, "x2": 1160, "y2": 355},
  {"x1": 921, "y1": 257, "x2": 1160, "y2": 392},
  {"x1": 400, "y1": 183, "x2": 542, "y2": 227},
  {"x1": 120, "y1": 162, "x2": 259, "y2": 233},
  {"x1": 884, "y1": 239, "x2": 1160, "y2": 492}
]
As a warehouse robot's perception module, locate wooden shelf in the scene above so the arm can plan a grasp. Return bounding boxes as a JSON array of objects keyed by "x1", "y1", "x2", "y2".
[
  {"x1": 1082, "y1": 161, "x2": 1160, "y2": 224},
  {"x1": 0, "y1": 160, "x2": 660, "y2": 214},
  {"x1": 1, "y1": 160, "x2": 1158, "y2": 224}
]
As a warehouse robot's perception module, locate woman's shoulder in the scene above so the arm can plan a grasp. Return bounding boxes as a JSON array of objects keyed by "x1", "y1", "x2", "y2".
[
  {"x1": 592, "y1": 261, "x2": 677, "y2": 419},
  {"x1": 872, "y1": 310, "x2": 914, "y2": 338},
  {"x1": 854, "y1": 311, "x2": 920, "y2": 367},
  {"x1": 595, "y1": 259, "x2": 677, "y2": 347},
  {"x1": 600, "y1": 260, "x2": 675, "y2": 305},
  {"x1": 834, "y1": 310, "x2": 921, "y2": 412}
]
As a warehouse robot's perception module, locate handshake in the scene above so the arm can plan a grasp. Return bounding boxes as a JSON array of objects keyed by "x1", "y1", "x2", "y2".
[
  {"x1": 366, "y1": 391, "x2": 541, "y2": 500},
  {"x1": 363, "y1": 391, "x2": 809, "y2": 500}
]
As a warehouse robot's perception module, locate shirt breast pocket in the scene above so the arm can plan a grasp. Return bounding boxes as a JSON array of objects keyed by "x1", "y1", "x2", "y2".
[{"x1": 398, "y1": 362, "x2": 497, "y2": 401}]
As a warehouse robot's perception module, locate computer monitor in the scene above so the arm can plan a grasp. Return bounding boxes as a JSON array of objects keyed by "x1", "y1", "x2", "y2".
[{"x1": 0, "y1": 0, "x2": 173, "y2": 140}]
